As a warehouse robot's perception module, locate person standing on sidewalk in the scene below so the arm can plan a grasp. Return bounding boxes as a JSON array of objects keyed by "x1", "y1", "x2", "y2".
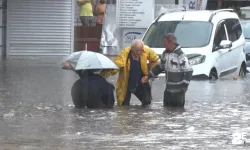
[
  {"x1": 77, "y1": 0, "x2": 96, "y2": 26},
  {"x1": 100, "y1": 39, "x2": 159, "y2": 106},
  {"x1": 142, "y1": 33, "x2": 193, "y2": 107},
  {"x1": 94, "y1": 0, "x2": 106, "y2": 27}
]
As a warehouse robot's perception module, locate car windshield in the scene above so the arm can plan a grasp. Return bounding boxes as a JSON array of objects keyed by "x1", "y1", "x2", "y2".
[
  {"x1": 143, "y1": 21, "x2": 213, "y2": 48},
  {"x1": 241, "y1": 21, "x2": 250, "y2": 39}
]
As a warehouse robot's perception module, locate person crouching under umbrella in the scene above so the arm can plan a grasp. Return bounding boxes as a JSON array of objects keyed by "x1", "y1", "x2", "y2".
[{"x1": 62, "y1": 62, "x2": 115, "y2": 109}]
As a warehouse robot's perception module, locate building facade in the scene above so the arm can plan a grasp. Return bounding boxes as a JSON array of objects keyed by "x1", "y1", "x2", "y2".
[{"x1": 1, "y1": 0, "x2": 250, "y2": 58}]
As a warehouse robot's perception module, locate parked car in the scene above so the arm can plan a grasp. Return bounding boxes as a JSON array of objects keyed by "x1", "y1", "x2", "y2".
[
  {"x1": 241, "y1": 19, "x2": 250, "y2": 72},
  {"x1": 142, "y1": 9, "x2": 247, "y2": 79}
]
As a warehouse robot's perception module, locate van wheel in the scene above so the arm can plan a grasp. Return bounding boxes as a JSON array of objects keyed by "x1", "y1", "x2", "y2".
[
  {"x1": 209, "y1": 70, "x2": 218, "y2": 80},
  {"x1": 239, "y1": 63, "x2": 246, "y2": 78}
]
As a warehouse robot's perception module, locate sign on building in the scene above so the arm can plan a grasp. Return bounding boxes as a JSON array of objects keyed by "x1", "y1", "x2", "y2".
[
  {"x1": 116, "y1": 0, "x2": 155, "y2": 28},
  {"x1": 188, "y1": 0, "x2": 207, "y2": 10},
  {"x1": 122, "y1": 28, "x2": 146, "y2": 47}
]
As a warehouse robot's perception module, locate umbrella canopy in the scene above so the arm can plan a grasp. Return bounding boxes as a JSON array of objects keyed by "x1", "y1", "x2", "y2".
[{"x1": 63, "y1": 51, "x2": 118, "y2": 70}]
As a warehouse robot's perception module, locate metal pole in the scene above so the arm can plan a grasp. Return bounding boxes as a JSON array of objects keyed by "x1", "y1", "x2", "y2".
[
  {"x1": 85, "y1": 43, "x2": 88, "y2": 50},
  {"x1": 70, "y1": 0, "x2": 75, "y2": 54}
]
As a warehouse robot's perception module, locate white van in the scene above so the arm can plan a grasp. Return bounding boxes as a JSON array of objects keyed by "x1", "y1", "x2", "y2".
[{"x1": 142, "y1": 9, "x2": 247, "y2": 79}]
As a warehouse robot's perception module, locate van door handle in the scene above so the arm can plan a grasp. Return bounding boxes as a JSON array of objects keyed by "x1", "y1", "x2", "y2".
[{"x1": 228, "y1": 49, "x2": 232, "y2": 52}]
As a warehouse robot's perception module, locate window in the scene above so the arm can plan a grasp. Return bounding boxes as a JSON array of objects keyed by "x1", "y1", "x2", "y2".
[
  {"x1": 225, "y1": 19, "x2": 242, "y2": 42},
  {"x1": 143, "y1": 21, "x2": 213, "y2": 48},
  {"x1": 213, "y1": 22, "x2": 227, "y2": 48},
  {"x1": 241, "y1": 21, "x2": 250, "y2": 39}
]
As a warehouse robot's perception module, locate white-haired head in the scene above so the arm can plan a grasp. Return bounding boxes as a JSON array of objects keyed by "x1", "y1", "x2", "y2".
[
  {"x1": 131, "y1": 39, "x2": 144, "y2": 48},
  {"x1": 130, "y1": 39, "x2": 144, "y2": 57}
]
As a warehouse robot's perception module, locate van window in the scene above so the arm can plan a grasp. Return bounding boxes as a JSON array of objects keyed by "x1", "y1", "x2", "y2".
[
  {"x1": 241, "y1": 21, "x2": 250, "y2": 39},
  {"x1": 143, "y1": 21, "x2": 213, "y2": 48},
  {"x1": 213, "y1": 23, "x2": 227, "y2": 48},
  {"x1": 225, "y1": 19, "x2": 242, "y2": 42}
]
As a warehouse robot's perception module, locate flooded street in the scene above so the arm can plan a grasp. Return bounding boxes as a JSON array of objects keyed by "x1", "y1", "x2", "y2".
[{"x1": 1, "y1": 57, "x2": 250, "y2": 150}]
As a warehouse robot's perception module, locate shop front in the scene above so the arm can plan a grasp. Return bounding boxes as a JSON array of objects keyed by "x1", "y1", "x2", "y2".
[{"x1": 5, "y1": 0, "x2": 74, "y2": 58}]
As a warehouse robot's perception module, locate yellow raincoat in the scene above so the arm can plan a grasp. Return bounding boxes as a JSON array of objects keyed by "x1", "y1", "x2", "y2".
[{"x1": 100, "y1": 45, "x2": 159, "y2": 106}]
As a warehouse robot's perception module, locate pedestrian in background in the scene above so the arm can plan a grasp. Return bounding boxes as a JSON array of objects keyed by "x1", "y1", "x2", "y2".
[
  {"x1": 94, "y1": 0, "x2": 106, "y2": 27},
  {"x1": 77, "y1": 0, "x2": 96, "y2": 26},
  {"x1": 101, "y1": 39, "x2": 159, "y2": 106},
  {"x1": 142, "y1": 33, "x2": 193, "y2": 107}
]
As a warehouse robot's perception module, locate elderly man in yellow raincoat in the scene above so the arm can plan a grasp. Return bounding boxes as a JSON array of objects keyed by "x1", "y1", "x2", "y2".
[{"x1": 101, "y1": 39, "x2": 159, "y2": 106}]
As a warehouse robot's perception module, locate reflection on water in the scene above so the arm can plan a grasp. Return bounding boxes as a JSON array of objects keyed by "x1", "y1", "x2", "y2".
[{"x1": 1, "y1": 58, "x2": 250, "y2": 149}]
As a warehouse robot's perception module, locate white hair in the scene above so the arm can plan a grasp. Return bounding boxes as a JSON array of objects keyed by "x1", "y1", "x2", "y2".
[{"x1": 131, "y1": 39, "x2": 144, "y2": 47}]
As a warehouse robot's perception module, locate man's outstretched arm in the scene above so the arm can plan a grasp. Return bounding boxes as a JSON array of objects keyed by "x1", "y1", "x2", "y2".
[{"x1": 100, "y1": 49, "x2": 127, "y2": 78}]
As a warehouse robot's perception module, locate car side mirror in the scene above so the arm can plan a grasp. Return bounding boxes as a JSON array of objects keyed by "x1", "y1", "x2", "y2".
[{"x1": 219, "y1": 40, "x2": 232, "y2": 49}]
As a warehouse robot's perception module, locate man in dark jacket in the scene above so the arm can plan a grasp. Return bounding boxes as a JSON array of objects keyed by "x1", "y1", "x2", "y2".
[
  {"x1": 63, "y1": 62, "x2": 115, "y2": 109},
  {"x1": 142, "y1": 33, "x2": 193, "y2": 107}
]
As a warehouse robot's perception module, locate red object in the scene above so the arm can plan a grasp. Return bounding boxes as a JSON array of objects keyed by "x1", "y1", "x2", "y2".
[{"x1": 183, "y1": 88, "x2": 188, "y2": 92}]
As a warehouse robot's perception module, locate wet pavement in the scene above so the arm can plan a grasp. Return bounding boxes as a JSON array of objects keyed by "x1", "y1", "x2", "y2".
[{"x1": 1, "y1": 57, "x2": 250, "y2": 150}]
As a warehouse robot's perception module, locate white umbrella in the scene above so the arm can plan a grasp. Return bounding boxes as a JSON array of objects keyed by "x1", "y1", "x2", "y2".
[{"x1": 64, "y1": 50, "x2": 118, "y2": 70}]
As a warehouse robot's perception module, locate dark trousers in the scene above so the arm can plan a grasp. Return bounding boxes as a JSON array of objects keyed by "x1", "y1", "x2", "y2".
[
  {"x1": 80, "y1": 16, "x2": 96, "y2": 26},
  {"x1": 122, "y1": 82, "x2": 152, "y2": 106},
  {"x1": 164, "y1": 90, "x2": 185, "y2": 107}
]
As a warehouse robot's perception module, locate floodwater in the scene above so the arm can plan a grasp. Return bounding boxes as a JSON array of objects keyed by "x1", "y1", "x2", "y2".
[{"x1": 1, "y1": 57, "x2": 250, "y2": 150}]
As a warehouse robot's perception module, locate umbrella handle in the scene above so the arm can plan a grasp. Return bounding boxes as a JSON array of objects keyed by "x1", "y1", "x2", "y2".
[{"x1": 85, "y1": 43, "x2": 88, "y2": 51}]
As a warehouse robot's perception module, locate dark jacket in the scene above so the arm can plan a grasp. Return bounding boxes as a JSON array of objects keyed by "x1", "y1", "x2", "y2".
[
  {"x1": 148, "y1": 45, "x2": 193, "y2": 92},
  {"x1": 71, "y1": 73, "x2": 115, "y2": 108}
]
